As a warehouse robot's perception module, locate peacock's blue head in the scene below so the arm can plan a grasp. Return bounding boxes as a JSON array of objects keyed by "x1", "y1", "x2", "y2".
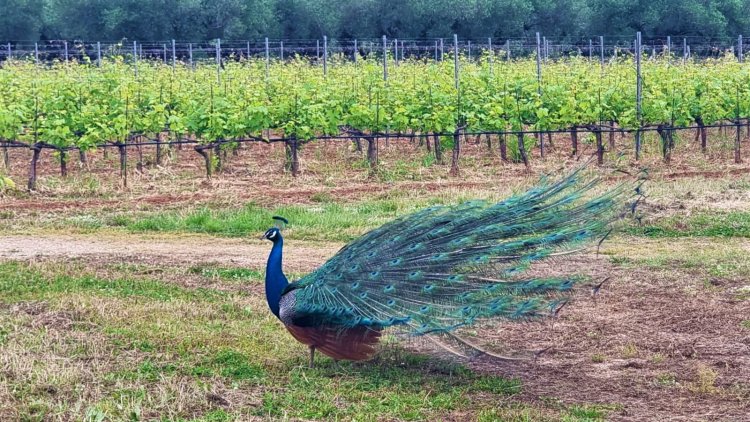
[
  {"x1": 262, "y1": 216, "x2": 289, "y2": 243},
  {"x1": 262, "y1": 227, "x2": 282, "y2": 242}
]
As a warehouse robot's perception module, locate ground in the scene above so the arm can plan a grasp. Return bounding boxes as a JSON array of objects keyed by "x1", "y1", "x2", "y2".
[{"x1": 0, "y1": 133, "x2": 749, "y2": 421}]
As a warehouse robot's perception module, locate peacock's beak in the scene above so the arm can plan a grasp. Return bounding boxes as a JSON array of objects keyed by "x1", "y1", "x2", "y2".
[{"x1": 259, "y1": 234, "x2": 266, "y2": 241}]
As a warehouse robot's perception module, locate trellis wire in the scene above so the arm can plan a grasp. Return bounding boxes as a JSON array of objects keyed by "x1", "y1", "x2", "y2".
[
  {"x1": 3, "y1": 120, "x2": 746, "y2": 151},
  {"x1": 2, "y1": 37, "x2": 748, "y2": 64}
]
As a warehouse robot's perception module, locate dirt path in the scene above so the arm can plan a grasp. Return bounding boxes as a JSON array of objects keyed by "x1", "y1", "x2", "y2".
[{"x1": 0, "y1": 234, "x2": 342, "y2": 273}]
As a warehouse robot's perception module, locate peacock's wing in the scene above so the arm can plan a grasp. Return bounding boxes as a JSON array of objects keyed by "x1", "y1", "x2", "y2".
[{"x1": 282, "y1": 167, "x2": 641, "y2": 336}]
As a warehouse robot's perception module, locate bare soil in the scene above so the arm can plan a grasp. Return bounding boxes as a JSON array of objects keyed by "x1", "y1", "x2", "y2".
[
  {"x1": 1, "y1": 131, "x2": 748, "y2": 216},
  {"x1": 463, "y1": 255, "x2": 750, "y2": 422},
  {"x1": 0, "y1": 234, "x2": 341, "y2": 273}
]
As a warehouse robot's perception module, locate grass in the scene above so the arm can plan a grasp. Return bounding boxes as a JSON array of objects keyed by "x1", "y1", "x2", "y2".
[
  {"x1": 628, "y1": 211, "x2": 750, "y2": 238},
  {"x1": 125, "y1": 200, "x2": 447, "y2": 242},
  {"x1": 5, "y1": 260, "x2": 605, "y2": 421},
  {"x1": 606, "y1": 237, "x2": 750, "y2": 280},
  {"x1": 119, "y1": 204, "x2": 750, "y2": 244},
  {"x1": 188, "y1": 266, "x2": 263, "y2": 282},
  {"x1": 0, "y1": 261, "x2": 225, "y2": 303}
]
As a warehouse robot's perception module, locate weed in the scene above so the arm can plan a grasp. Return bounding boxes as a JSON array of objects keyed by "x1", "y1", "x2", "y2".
[
  {"x1": 620, "y1": 343, "x2": 639, "y2": 359},
  {"x1": 690, "y1": 365, "x2": 719, "y2": 395},
  {"x1": 651, "y1": 353, "x2": 665, "y2": 364},
  {"x1": 655, "y1": 372, "x2": 678, "y2": 387}
]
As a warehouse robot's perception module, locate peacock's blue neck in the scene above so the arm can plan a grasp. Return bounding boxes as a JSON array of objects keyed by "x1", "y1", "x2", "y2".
[{"x1": 265, "y1": 237, "x2": 288, "y2": 318}]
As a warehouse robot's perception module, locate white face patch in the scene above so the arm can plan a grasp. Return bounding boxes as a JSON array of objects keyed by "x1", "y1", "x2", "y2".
[{"x1": 268, "y1": 231, "x2": 277, "y2": 239}]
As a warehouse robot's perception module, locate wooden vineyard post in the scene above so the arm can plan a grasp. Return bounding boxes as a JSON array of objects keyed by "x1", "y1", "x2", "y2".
[
  {"x1": 516, "y1": 132, "x2": 529, "y2": 168},
  {"x1": 266, "y1": 37, "x2": 271, "y2": 79},
  {"x1": 433, "y1": 133, "x2": 443, "y2": 164},
  {"x1": 450, "y1": 35, "x2": 462, "y2": 176},
  {"x1": 394, "y1": 38, "x2": 399, "y2": 66},
  {"x1": 683, "y1": 38, "x2": 687, "y2": 64},
  {"x1": 570, "y1": 126, "x2": 578, "y2": 157},
  {"x1": 156, "y1": 136, "x2": 163, "y2": 166},
  {"x1": 366, "y1": 135, "x2": 378, "y2": 169},
  {"x1": 289, "y1": 138, "x2": 300, "y2": 176},
  {"x1": 736, "y1": 119, "x2": 743, "y2": 163},
  {"x1": 78, "y1": 148, "x2": 89, "y2": 167},
  {"x1": 382, "y1": 35, "x2": 388, "y2": 81},
  {"x1": 453, "y1": 34, "x2": 459, "y2": 89},
  {"x1": 28, "y1": 144, "x2": 42, "y2": 191},
  {"x1": 450, "y1": 128, "x2": 461, "y2": 176},
  {"x1": 133, "y1": 41, "x2": 138, "y2": 77},
  {"x1": 323, "y1": 36, "x2": 328, "y2": 77},
  {"x1": 535, "y1": 32, "x2": 544, "y2": 158},
  {"x1": 213, "y1": 144, "x2": 223, "y2": 173},
  {"x1": 635, "y1": 32, "x2": 643, "y2": 161},
  {"x1": 594, "y1": 126, "x2": 604, "y2": 165},
  {"x1": 216, "y1": 38, "x2": 221, "y2": 84},
  {"x1": 499, "y1": 132, "x2": 507, "y2": 162},
  {"x1": 59, "y1": 149, "x2": 67, "y2": 177},
  {"x1": 609, "y1": 122, "x2": 615, "y2": 150},
  {"x1": 117, "y1": 143, "x2": 128, "y2": 187},
  {"x1": 488, "y1": 37, "x2": 493, "y2": 76}
]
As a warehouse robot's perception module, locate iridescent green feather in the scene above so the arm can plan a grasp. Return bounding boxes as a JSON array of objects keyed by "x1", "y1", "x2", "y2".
[{"x1": 282, "y1": 167, "x2": 642, "y2": 335}]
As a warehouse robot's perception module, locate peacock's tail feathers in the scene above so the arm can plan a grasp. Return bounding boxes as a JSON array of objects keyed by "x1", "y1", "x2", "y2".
[{"x1": 281, "y1": 165, "x2": 644, "y2": 336}]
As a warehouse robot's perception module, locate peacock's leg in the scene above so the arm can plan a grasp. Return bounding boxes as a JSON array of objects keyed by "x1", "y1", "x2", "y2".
[{"x1": 309, "y1": 346, "x2": 315, "y2": 368}]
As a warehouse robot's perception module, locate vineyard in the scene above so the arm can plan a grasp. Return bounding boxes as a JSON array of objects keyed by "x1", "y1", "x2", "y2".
[
  {"x1": 1, "y1": 42, "x2": 750, "y2": 190},
  {"x1": 2, "y1": 37, "x2": 750, "y2": 421}
]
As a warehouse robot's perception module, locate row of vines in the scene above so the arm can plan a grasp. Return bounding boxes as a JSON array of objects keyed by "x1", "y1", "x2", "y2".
[{"x1": 1, "y1": 52, "x2": 749, "y2": 189}]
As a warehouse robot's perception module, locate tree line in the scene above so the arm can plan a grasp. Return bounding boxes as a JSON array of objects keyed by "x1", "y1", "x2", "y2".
[{"x1": 2, "y1": 0, "x2": 749, "y2": 42}]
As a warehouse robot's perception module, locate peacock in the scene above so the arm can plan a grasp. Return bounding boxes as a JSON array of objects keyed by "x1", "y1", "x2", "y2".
[{"x1": 262, "y1": 167, "x2": 643, "y2": 367}]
